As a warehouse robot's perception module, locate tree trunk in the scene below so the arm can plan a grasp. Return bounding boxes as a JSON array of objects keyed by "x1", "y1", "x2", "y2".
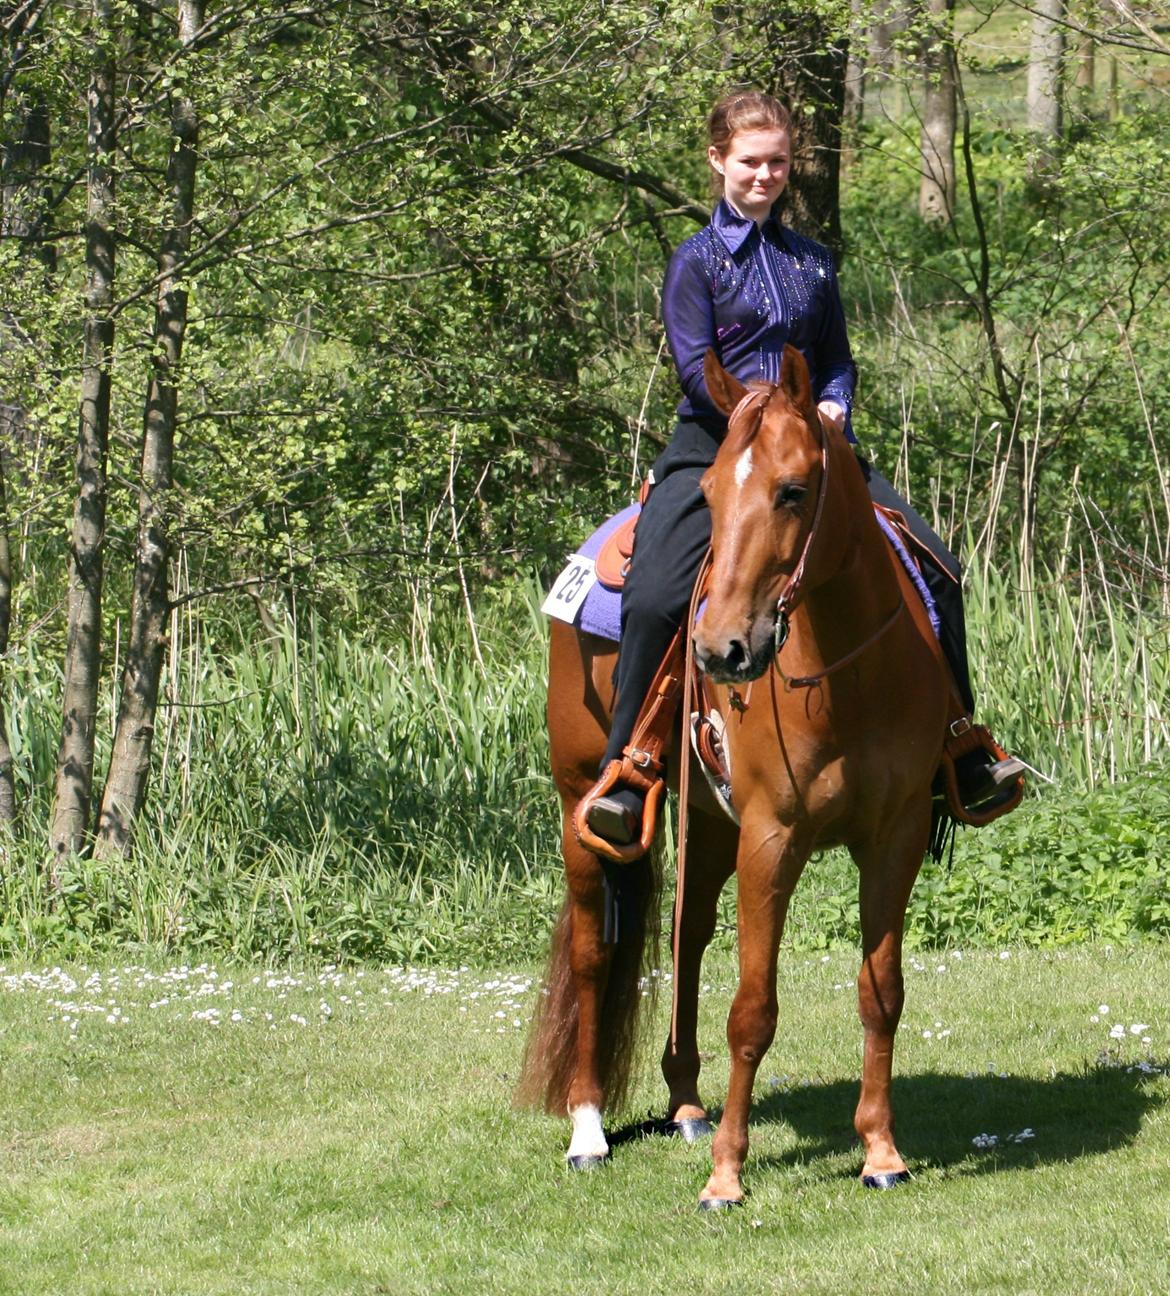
[
  {"x1": 918, "y1": 0, "x2": 957, "y2": 223},
  {"x1": 49, "y1": 0, "x2": 116, "y2": 864},
  {"x1": 95, "y1": 0, "x2": 203, "y2": 858},
  {"x1": 768, "y1": 13, "x2": 848, "y2": 254},
  {"x1": 1, "y1": 59, "x2": 56, "y2": 276},
  {"x1": 870, "y1": 1, "x2": 913, "y2": 119},
  {"x1": 1026, "y1": 0, "x2": 1065, "y2": 179},
  {"x1": 843, "y1": 0, "x2": 868, "y2": 133},
  {"x1": 1075, "y1": 35, "x2": 1095, "y2": 97},
  {"x1": 0, "y1": 452, "x2": 13, "y2": 827}
]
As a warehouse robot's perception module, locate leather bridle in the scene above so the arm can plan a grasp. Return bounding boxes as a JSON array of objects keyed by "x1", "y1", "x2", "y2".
[{"x1": 722, "y1": 386, "x2": 906, "y2": 688}]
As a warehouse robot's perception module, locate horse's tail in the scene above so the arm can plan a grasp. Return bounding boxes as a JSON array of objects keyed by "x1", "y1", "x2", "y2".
[{"x1": 515, "y1": 844, "x2": 662, "y2": 1116}]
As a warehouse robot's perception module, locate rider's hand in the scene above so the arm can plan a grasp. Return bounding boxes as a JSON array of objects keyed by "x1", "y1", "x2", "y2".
[{"x1": 817, "y1": 400, "x2": 846, "y2": 435}]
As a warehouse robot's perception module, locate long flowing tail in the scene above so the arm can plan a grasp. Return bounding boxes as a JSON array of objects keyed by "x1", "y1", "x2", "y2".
[{"x1": 515, "y1": 842, "x2": 662, "y2": 1115}]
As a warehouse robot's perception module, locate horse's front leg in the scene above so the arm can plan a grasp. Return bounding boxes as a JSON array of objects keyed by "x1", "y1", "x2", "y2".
[
  {"x1": 660, "y1": 809, "x2": 737, "y2": 1139},
  {"x1": 700, "y1": 819, "x2": 808, "y2": 1209},
  {"x1": 850, "y1": 802, "x2": 931, "y2": 1187}
]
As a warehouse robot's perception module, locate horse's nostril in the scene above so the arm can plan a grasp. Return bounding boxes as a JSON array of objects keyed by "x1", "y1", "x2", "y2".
[{"x1": 724, "y1": 638, "x2": 747, "y2": 671}]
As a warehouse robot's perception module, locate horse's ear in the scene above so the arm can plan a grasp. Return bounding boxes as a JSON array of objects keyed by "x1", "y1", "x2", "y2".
[
  {"x1": 704, "y1": 348, "x2": 748, "y2": 415},
  {"x1": 779, "y1": 344, "x2": 814, "y2": 415}
]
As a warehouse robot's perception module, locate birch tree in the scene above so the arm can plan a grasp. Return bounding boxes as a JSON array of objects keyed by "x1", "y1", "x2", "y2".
[
  {"x1": 1027, "y1": 0, "x2": 1066, "y2": 178},
  {"x1": 918, "y1": 0, "x2": 957, "y2": 223}
]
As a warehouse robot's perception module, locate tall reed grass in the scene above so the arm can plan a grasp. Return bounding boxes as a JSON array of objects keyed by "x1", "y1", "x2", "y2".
[
  {"x1": 0, "y1": 584, "x2": 562, "y2": 962},
  {"x1": 965, "y1": 547, "x2": 1170, "y2": 788},
  {"x1": 1, "y1": 553, "x2": 1167, "y2": 963}
]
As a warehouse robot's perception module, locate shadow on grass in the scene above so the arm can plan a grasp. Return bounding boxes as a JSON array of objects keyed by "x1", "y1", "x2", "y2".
[{"x1": 609, "y1": 1062, "x2": 1168, "y2": 1178}]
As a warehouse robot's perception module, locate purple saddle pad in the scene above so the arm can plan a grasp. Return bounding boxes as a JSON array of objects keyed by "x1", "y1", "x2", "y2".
[
  {"x1": 558, "y1": 502, "x2": 939, "y2": 643},
  {"x1": 574, "y1": 501, "x2": 639, "y2": 642}
]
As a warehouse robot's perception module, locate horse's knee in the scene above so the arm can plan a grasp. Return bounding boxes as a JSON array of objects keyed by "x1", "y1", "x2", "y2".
[
  {"x1": 857, "y1": 969, "x2": 904, "y2": 1034},
  {"x1": 727, "y1": 993, "x2": 777, "y2": 1064}
]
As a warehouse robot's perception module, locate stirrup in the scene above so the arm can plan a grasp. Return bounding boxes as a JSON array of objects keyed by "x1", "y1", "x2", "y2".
[
  {"x1": 575, "y1": 758, "x2": 666, "y2": 864},
  {"x1": 939, "y1": 718, "x2": 1025, "y2": 826}
]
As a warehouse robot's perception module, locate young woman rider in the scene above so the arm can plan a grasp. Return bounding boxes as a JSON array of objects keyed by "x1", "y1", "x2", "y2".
[{"x1": 583, "y1": 90, "x2": 1022, "y2": 850}]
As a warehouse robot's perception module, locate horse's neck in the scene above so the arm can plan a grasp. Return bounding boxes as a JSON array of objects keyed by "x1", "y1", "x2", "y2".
[{"x1": 801, "y1": 436, "x2": 901, "y2": 645}]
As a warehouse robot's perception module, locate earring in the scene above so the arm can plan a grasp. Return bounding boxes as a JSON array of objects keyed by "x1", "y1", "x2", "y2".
[{"x1": 714, "y1": 166, "x2": 725, "y2": 176}]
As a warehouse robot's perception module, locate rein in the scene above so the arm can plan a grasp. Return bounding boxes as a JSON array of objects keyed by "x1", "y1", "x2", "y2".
[
  {"x1": 669, "y1": 547, "x2": 711, "y2": 1057},
  {"x1": 778, "y1": 600, "x2": 906, "y2": 689}
]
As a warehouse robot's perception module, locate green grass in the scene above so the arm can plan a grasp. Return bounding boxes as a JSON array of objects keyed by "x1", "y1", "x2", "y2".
[{"x1": 1, "y1": 945, "x2": 1167, "y2": 1294}]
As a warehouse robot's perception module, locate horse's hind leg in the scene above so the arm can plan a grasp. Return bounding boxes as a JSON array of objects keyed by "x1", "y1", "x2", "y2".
[
  {"x1": 561, "y1": 821, "x2": 618, "y2": 1168},
  {"x1": 661, "y1": 808, "x2": 736, "y2": 1138},
  {"x1": 850, "y1": 803, "x2": 931, "y2": 1187}
]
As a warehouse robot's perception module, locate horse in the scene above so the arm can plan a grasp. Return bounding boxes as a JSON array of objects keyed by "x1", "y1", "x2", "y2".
[{"x1": 517, "y1": 344, "x2": 949, "y2": 1209}]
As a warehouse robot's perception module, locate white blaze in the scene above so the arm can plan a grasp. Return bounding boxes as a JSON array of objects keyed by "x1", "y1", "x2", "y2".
[
  {"x1": 567, "y1": 1103, "x2": 608, "y2": 1160},
  {"x1": 734, "y1": 446, "x2": 753, "y2": 488}
]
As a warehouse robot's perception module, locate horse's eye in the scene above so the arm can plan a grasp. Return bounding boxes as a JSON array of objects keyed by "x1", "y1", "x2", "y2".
[{"x1": 774, "y1": 482, "x2": 807, "y2": 512}]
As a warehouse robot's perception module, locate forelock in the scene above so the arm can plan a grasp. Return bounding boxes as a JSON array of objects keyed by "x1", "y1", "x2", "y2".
[{"x1": 722, "y1": 382, "x2": 803, "y2": 454}]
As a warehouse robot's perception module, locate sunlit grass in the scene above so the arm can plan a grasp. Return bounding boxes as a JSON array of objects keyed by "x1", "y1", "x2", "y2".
[{"x1": 0, "y1": 946, "x2": 1167, "y2": 1295}]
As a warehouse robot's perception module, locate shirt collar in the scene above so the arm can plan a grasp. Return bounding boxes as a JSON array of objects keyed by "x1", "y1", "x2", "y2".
[{"x1": 712, "y1": 197, "x2": 797, "y2": 256}]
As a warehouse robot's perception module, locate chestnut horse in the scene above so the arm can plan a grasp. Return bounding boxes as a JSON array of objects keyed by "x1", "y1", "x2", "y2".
[{"x1": 518, "y1": 345, "x2": 949, "y2": 1209}]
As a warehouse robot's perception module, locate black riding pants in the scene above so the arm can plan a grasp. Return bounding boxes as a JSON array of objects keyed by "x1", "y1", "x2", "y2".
[{"x1": 600, "y1": 423, "x2": 975, "y2": 770}]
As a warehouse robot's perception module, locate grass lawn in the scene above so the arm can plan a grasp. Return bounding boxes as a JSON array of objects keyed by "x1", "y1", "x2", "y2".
[{"x1": 1, "y1": 944, "x2": 1168, "y2": 1295}]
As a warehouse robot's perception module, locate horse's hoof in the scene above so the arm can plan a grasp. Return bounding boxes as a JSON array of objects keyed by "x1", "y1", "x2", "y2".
[
  {"x1": 862, "y1": 1170, "x2": 912, "y2": 1189},
  {"x1": 665, "y1": 1117, "x2": 714, "y2": 1143},
  {"x1": 698, "y1": 1196, "x2": 743, "y2": 1212},
  {"x1": 567, "y1": 1153, "x2": 608, "y2": 1171}
]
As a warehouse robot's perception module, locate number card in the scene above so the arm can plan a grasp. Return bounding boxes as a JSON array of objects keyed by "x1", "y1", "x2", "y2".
[{"x1": 541, "y1": 554, "x2": 598, "y2": 624}]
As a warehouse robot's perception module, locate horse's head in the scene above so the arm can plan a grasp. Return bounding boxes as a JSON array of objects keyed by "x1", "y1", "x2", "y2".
[{"x1": 694, "y1": 345, "x2": 825, "y2": 684}]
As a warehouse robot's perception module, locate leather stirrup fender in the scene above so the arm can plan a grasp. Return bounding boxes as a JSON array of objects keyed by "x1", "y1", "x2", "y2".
[
  {"x1": 595, "y1": 477, "x2": 655, "y2": 591},
  {"x1": 574, "y1": 626, "x2": 686, "y2": 863}
]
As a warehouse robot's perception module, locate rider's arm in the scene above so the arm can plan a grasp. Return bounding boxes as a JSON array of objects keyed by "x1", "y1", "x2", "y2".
[
  {"x1": 662, "y1": 244, "x2": 718, "y2": 414},
  {"x1": 813, "y1": 266, "x2": 857, "y2": 439}
]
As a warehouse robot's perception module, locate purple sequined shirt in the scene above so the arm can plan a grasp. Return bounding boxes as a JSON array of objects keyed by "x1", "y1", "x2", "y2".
[{"x1": 663, "y1": 199, "x2": 857, "y2": 439}]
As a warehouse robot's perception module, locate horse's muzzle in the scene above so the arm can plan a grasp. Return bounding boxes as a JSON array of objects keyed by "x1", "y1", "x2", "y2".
[{"x1": 693, "y1": 625, "x2": 774, "y2": 685}]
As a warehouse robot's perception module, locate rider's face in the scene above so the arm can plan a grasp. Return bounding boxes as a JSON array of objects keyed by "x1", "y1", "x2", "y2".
[{"x1": 710, "y1": 127, "x2": 791, "y2": 224}]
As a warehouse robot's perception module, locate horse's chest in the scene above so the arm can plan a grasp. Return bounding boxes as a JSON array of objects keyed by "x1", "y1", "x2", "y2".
[{"x1": 726, "y1": 703, "x2": 876, "y2": 832}]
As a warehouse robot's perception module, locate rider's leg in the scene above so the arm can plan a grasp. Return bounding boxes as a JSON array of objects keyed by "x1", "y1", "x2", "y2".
[
  {"x1": 601, "y1": 471, "x2": 712, "y2": 767},
  {"x1": 588, "y1": 427, "x2": 718, "y2": 847}
]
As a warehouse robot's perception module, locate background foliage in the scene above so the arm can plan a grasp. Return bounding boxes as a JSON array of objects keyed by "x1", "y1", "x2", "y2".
[{"x1": 2, "y1": 0, "x2": 1169, "y2": 959}]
